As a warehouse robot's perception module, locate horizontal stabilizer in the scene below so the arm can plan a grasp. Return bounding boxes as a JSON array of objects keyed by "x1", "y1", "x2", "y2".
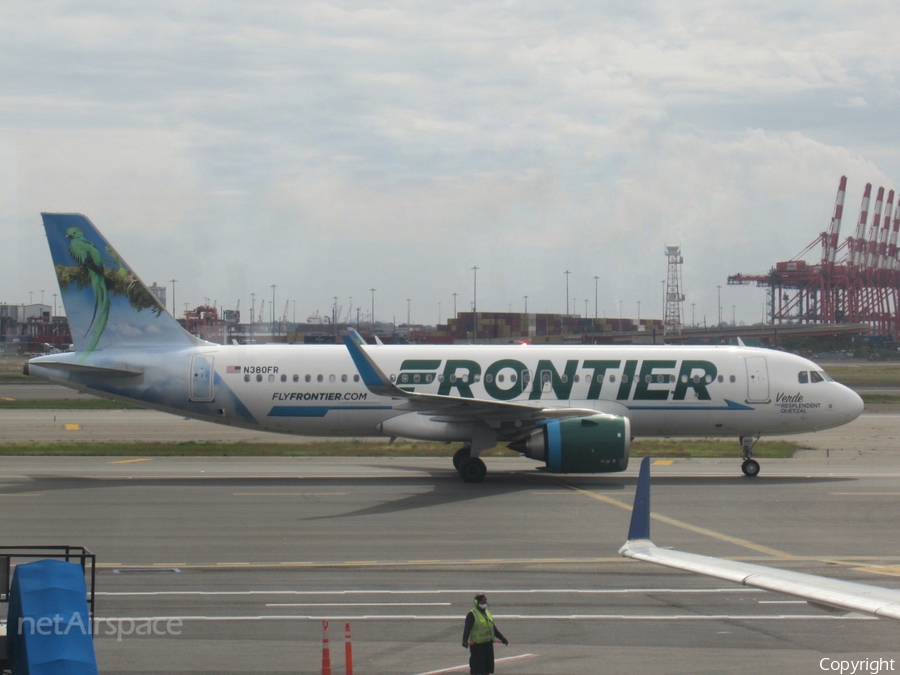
[{"x1": 29, "y1": 360, "x2": 144, "y2": 378}]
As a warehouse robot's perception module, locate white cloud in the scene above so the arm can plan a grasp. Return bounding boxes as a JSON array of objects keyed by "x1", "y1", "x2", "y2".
[{"x1": 3, "y1": 1, "x2": 900, "y2": 324}]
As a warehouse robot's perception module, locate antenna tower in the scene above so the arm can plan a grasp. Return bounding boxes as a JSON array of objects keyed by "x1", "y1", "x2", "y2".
[{"x1": 664, "y1": 245, "x2": 685, "y2": 335}]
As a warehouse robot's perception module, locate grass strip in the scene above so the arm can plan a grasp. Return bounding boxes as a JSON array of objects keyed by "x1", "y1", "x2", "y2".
[
  {"x1": 860, "y1": 394, "x2": 900, "y2": 404},
  {"x1": 0, "y1": 399, "x2": 142, "y2": 409},
  {"x1": 0, "y1": 439, "x2": 802, "y2": 458}
]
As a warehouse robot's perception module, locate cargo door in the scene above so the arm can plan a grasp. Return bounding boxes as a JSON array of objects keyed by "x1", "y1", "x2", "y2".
[
  {"x1": 744, "y1": 356, "x2": 770, "y2": 403},
  {"x1": 190, "y1": 354, "x2": 214, "y2": 401}
]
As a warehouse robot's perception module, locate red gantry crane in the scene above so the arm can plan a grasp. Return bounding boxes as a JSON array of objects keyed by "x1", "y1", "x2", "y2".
[{"x1": 728, "y1": 176, "x2": 900, "y2": 338}]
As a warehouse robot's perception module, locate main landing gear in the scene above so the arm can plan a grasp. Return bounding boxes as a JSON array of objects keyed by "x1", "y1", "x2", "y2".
[
  {"x1": 453, "y1": 445, "x2": 487, "y2": 483},
  {"x1": 740, "y1": 435, "x2": 761, "y2": 477}
]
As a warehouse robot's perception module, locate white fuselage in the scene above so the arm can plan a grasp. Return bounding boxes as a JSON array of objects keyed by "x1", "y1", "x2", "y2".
[{"x1": 31, "y1": 343, "x2": 863, "y2": 442}]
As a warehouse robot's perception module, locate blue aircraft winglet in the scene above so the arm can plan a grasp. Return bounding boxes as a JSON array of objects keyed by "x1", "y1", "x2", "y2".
[
  {"x1": 341, "y1": 332, "x2": 399, "y2": 397},
  {"x1": 627, "y1": 456, "x2": 652, "y2": 541}
]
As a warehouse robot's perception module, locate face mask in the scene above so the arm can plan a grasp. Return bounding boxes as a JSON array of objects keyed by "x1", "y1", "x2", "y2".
[{"x1": 478, "y1": 603, "x2": 487, "y2": 609}]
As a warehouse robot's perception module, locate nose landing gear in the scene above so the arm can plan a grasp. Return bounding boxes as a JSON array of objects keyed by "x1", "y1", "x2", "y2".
[{"x1": 740, "y1": 435, "x2": 761, "y2": 477}]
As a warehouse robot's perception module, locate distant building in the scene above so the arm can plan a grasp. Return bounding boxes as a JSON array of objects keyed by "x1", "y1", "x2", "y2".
[{"x1": 148, "y1": 282, "x2": 167, "y2": 308}]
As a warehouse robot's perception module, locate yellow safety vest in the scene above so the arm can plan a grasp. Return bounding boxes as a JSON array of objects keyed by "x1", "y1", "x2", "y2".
[{"x1": 468, "y1": 608, "x2": 495, "y2": 644}]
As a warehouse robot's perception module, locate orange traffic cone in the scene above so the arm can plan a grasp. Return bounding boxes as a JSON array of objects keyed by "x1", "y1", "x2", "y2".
[
  {"x1": 322, "y1": 620, "x2": 332, "y2": 675},
  {"x1": 345, "y1": 622, "x2": 353, "y2": 675}
]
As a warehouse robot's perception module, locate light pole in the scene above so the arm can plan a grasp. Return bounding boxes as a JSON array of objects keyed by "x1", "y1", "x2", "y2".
[
  {"x1": 619, "y1": 300, "x2": 623, "y2": 333},
  {"x1": 52, "y1": 293, "x2": 57, "y2": 317},
  {"x1": 564, "y1": 271, "x2": 571, "y2": 315},
  {"x1": 452, "y1": 292, "x2": 457, "y2": 318},
  {"x1": 584, "y1": 299, "x2": 588, "y2": 316},
  {"x1": 637, "y1": 300, "x2": 641, "y2": 325},
  {"x1": 524, "y1": 295, "x2": 528, "y2": 313},
  {"x1": 406, "y1": 298, "x2": 411, "y2": 336},
  {"x1": 691, "y1": 302, "x2": 695, "y2": 327},
  {"x1": 438, "y1": 301, "x2": 441, "y2": 325},
  {"x1": 333, "y1": 296, "x2": 338, "y2": 335},
  {"x1": 717, "y1": 285, "x2": 722, "y2": 326},
  {"x1": 732, "y1": 305, "x2": 736, "y2": 326},
  {"x1": 250, "y1": 292, "x2": 255, "y2": 341},
  {"x1": 370, "y1": 288, "x2": 376, "y2": 331},
  {"x1": 593, "y1": 276, "x2": 599, "y2": 318},
  {"x1": 271, "y1": 285, "x2": 277, "y2": 327},
  {"x1": 472, "y1": 266, "x2": 479, "y2": 343},
  {"x1": 170, "y1": 279, "x2": 177, "y2": 317}
]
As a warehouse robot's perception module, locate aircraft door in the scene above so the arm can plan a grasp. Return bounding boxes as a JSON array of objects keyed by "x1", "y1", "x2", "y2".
[
  {"x1": 521, "y1": 370, "x2": 532, "y2": 393},
  {"x1": 540, "y1": 370, "x2": 553, "y2": 393},
  {"x1": 744, "y1": 356, "x2": 770, "y2": 403},
  {"x1": 190, "y1": 355, "x2": 215, "y2": 401}
]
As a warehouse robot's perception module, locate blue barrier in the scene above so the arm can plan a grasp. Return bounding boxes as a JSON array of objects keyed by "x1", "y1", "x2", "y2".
[{"x1": 7, "y1": 559, "x2": 98, "y2": 675}]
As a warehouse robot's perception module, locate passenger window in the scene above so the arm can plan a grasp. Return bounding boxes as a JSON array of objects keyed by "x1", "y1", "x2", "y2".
[
  {"x1": 609, "y1": 374, "x2": 616, "y2": 383},
  {"x1": 353, "y1": 374, "x2": 360, "y2": 383},
  {"x1": 729, "y1": 375, "x2": 736, "y2": 383},
  {"x1": 293, "y1": 374, "x2": 299, "y2": 382},
  {"x1": 717, "y1": 375, "x2": 723, "y2": 383},
  {"x1": 400, "y1": 374, "x2": 409, "y2": 383},
  {"x1": 798, "y1": 371, "x2": 809, "y2": 384},
  {"x1": 342, "y1": 374, "x2": 348, "y2": 383},
  {"x1": 485, "y1": 374, "x2": 494, "y2": 383},
  {"x1": 305, "y1": 374, "x2": 311, "y2": 383},
  {"x1": 810, "y1": 371, "x2": 824, "y2": 383},
  {"x1": 268, "y1": 374, "x2": 275, "y2": 383},
  {"x1": 413, "y1": 374, "x2": 420, "y2": 383},
  {"x1": 317, "y1": 374, "x2": 324, "y2": 383},
  {"x1": 280, "y1": 374, "x2": 286, "y2": 382},
  {"x1": 561, "y1": 374, "x2": 568, "y2": 384},
  {"x1": 426, "y1": 374, "x2": 433, "y2": 383},
  {"x1": 390, "y1": 374, "x2": 396, "y2": 382},
  {"x1": 497, "y1": 374, "x2": 504, "y2": 383},
  {"x1": 681, "y1": 375, "x2": 688, "y2": 384},
  {"x1": 329, "y1": 374, "x2": 336, "y2": 383},
  {"x1": 574, "y1": 374, "x2": 580, "y2": 383},
  {"x1": 244, "y1": 374, "x2": 250, "y2": 382},
  {"x1": 622, "y1": 375, "x2": 629, "y2": 383},
  {"x1": 510, "y1": 373, "x2": 517, "y2": 384},
  {"x1": 645, "y1": 375, "x2": 652, "y2": 383},
  {"x1": 473, "y1": 374, "x2": 480, "y2": 383},
  {"x1": 256, "y1": 374, "x2": 262, "y2": 382}
]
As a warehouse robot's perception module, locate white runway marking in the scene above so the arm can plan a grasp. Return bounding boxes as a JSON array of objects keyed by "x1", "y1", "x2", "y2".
[
  {"x1": 94, "y1": 613, "x2": 873, "y2": 622},
  {"x1": 265, "y1": 602, "x2": 452, "y2": 607},
  {"x1": 412, "y1": 653, "x2": 537, "y2": 675},
  {"x1": 96, "y1": 587, "x2": 764, "y2": 597}
]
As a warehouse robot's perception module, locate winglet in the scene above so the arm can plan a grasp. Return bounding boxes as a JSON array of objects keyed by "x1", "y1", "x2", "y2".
[
  {"x1": 341, "y1": 332, "x2": 404, "y2": 398},
  {"x1": 626, "y1": 456, "x2": 652, "y2": 541}
]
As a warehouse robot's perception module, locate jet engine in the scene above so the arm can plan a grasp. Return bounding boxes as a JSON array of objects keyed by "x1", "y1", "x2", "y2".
[{"x1": 508, "y1": 414, "x2": 630, "y2": 473}]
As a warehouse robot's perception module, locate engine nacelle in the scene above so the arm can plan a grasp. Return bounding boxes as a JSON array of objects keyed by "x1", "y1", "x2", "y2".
[{"x1": 508, "y1": 414, "x2": 630, "y2": 473}]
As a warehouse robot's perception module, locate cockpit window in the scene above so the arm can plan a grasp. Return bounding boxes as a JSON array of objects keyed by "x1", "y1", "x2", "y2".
[
  {"x1": 798, "y1": 371, "x2": 809, "y2": 384},
  {"x1": 810, "y1": 371, "x2": 824, "y2": 383},
  {"x1": 820, "y1": 370, "x2": 834, "y2": 382}
]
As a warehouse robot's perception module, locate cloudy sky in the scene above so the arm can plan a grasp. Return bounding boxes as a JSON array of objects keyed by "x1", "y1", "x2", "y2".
[{"x1": 2, "y1": 1, "x2": 899, "y2": 327}]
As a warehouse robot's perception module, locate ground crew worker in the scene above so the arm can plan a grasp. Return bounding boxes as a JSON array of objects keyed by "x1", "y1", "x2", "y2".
[{"x1": 462, "y1": 593, "x2": 508, "y2": 675}]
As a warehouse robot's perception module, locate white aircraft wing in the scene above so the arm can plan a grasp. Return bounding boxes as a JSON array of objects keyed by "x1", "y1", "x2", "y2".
[
  {"x1": 341, "y1": 332, "x2": 598, "y2": 425},
  {"x1": 619, "y1": 456, "x2": 900, "y2": 621}
]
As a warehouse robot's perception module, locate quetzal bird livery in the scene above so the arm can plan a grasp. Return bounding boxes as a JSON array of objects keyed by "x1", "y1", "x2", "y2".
[{"x1": 66, "y1": 226, "x2": 110, "y2": 358}]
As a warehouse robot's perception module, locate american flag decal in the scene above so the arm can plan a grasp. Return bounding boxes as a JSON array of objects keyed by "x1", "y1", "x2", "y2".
[{"x1": 226, "y1": 366, "x2": 241, "y2": 374}]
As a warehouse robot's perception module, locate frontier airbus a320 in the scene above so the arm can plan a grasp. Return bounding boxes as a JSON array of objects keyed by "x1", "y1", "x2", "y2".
[{"x1": 26, "y1": 214, "x2": 864, "y2": 482}]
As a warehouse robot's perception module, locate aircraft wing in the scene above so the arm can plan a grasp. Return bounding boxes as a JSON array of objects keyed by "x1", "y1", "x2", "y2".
[
  {"x1": 619, "y1": 456, "x2": 900, "y2": 620},
  {"x1": 341, "y1": 333, "x2": 598, "y2": 429}
]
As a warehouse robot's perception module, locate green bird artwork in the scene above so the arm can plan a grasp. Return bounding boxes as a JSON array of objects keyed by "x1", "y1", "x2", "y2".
[{"x1": 66, "y1": 226, "x2": 110, "y2": 358}]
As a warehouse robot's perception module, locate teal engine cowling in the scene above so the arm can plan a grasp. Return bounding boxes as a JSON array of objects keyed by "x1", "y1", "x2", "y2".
[{"x1": 508, "y1": 414, "x2": 630, "y2": 473}]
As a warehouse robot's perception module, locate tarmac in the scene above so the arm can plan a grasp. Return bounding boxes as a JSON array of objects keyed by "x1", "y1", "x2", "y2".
[{"x1": 1, "y1": 384, "x2": 900, "y2": 673}]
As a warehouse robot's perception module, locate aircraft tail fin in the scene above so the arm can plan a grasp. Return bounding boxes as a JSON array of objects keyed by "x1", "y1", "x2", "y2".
[
  {"x1": 626, "y1": 456, "x2": 652, "y2": 541},
  {"x1": 41, "y1": 213, "x2": 199, "y2": 357}
]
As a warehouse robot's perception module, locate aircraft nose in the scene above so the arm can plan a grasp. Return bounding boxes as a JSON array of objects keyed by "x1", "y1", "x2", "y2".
[{"x1": 841, "y1": 385, "x2": 864, "y2": 422}]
